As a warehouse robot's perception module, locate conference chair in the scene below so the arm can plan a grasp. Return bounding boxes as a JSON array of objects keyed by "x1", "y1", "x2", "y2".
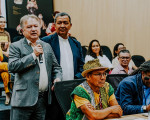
[
  {"x1": 101, "y1": 45, "x2": 113, "y2": 62},
  {"x1": 106, "y1": 74, "x2": 128, "y2": 92},
  {"x1": 81, "y1": 46, "x2": 88, "y2": 60},
  {"x1": 131, "y1": 55, "x2": 145, "y2": 67},
  {"x1": 54, "y1": 79, "x2": 86, "y2": 117}
]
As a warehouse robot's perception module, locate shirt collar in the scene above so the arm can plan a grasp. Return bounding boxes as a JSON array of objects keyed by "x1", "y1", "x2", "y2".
[
  {"x1": 26, "y1": 39, "x2": 40, "y2": 45},
  {"x1": 118, "y1": 63, "x2": 126, "y2": 71},
  {"x1": 58, "y1": 35, "x2": 68, "y2": 41}
]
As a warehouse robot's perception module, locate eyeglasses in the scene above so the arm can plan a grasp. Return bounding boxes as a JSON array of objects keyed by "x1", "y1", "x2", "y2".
[
  {"x1": 119, "y1": 57, "x2": 130, "y2": 60},
  {"x1": 92, "y1": 72, "x2": 107, "y2": 77}
]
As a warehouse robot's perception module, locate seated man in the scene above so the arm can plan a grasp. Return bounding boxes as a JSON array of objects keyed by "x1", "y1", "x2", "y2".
[
  {"x1": 112, "y1": 43, "x2": 137, "y2": 70},
  {"x1": 66, "y1": 59, "x2": 123, "y2": 120},
  {"x1": 111, "y1": 50, "x2": 133, "y2": 75},
  {"x1": 115, "y1": 60, "x2": 150, "y2": 115}
]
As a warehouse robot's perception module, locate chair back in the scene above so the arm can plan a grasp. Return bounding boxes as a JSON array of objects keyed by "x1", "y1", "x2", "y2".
[
  {"x1": 54, "y1": 79, "x2": 86, "y2": 116},
  {"x1": 131, "y1": 55, "x2": 146, "y2": 67},
  {"x1": 81, "y1": 46, "x2": 88, "y2": 60},
  {"x1": 101, "y1": 45, "x2": 113, "y2": 62},
  {"x1": 106, "y1": 74, "x2": 128, "y2": 92}
]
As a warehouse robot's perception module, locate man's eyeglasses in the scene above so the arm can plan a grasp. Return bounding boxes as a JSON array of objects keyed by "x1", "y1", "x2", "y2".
[
  {"x1": 119, "y1": 57, "x2": 130, "y2": 60},
  {"x1": 92, "y1": 72, "x2": 107, "y2": 77}
]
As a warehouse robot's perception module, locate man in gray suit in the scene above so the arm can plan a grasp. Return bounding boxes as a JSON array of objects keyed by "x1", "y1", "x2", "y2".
[{"x1": 8, "y1": 14, "x2": 62, "y2": 120}]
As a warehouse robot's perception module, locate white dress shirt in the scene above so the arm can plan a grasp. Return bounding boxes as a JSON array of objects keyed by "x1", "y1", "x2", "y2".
[
  {"x1": 27, "y1": 39, "x2": 48, "y2": 92},
  {"x1": 58, "y1": 36, "x2": 74, "y2": 81}
]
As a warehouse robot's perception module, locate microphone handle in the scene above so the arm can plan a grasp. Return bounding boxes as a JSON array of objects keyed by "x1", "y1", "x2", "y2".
[
  {"x1": 36, "y1": 41, "x2": 43, "y2": 64},
  {"x1": 39, "y1": 54, "x2": 43, "y2": 63}
]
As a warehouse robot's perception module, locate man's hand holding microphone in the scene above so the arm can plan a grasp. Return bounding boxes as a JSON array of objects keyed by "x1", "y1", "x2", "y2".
[{"x1": 33, "y1": 43, "x2": 43, "y2": 63}]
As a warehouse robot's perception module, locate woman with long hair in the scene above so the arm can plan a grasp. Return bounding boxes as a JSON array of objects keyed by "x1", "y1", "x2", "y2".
[{"x1": 85, "y1": 39, "x2": 112, "y2": 69}]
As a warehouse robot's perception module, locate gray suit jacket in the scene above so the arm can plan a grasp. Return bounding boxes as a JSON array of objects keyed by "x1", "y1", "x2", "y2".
[{"x1": 8, "y1": 38, "x2": 62, "y2": 107}]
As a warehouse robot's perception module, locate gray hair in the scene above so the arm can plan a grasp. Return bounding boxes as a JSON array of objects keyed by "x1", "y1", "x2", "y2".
[
  {"x1": 20, "y1": 14, "x2": 40, "y2": 29},
  {"x1": 118, "y1": 49, "x2": 131, "y2": 56},
  {"x1": 54, "y1": 12, "x2": 71, "y2": 24}
]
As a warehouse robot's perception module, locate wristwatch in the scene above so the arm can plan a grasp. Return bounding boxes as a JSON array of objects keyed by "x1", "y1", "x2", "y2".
[{"x1": 142, "y1": 105, "x2": 147, "y2": 111}]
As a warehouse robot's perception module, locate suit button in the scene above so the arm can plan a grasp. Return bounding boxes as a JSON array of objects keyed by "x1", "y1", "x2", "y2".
[{"x1": 37, "y1": 71, "x2": 40, "y2": 74}]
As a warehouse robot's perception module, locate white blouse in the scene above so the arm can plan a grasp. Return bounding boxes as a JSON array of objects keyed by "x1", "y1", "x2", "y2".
[{"x1": 85, "y1": 55, "x2": 113, "y2": 69}]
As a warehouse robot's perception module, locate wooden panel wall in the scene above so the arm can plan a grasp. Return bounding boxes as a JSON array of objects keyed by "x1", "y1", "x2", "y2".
[{"x1": 54, "y1": 0, "x2": 150, "y2": 60}]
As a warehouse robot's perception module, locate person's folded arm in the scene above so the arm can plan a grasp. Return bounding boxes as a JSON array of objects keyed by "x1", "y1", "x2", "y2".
[
  {"x1": 74, "y1": 93, "x2": 122, "y2": 119},
  {"x1": 106, "y1": 96, "x2": 123, "y2": 118},
  {"x1": 80, "y1": 103, "x2": 113, "y2": 120}
]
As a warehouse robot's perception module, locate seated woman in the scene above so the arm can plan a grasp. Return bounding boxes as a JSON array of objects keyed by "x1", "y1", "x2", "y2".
[
  {"x1": 66, "y1": 59, "x2": 123, "y2": 120},
  {"x1": 0, "y1": 16, "x2": 11, "y2": 105},
  {"x1": 85, "y1": 39, "x2": 113, "y2": 69},
  {"x1": 0, "y1": 47, "x2": 10, "y2": 105},
  {"x1": 112, "y1": 43, "x2": 137, "y2": 70}
]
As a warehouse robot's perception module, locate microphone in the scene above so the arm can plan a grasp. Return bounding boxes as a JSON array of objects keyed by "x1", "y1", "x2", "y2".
[
  {"x1": 144, "y1": 76, "x2": 150, "y2": 80},
  {"x1": 39, "y1": 53, "x2": 43, "y2": 64},
  {"x1": 36, "y1": 41, "x2": 43, "y2": 64}
]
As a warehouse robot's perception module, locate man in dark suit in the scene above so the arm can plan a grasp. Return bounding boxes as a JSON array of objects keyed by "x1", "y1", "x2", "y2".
[
  {"x1": 8, "y1": 14, "x2": 62, "y2": 120},
  {"x1": 42, "y1": 12, "x2": 84, "y2": 120},
  {"x1": 42, "y1": 12, "x2": 84, "y2": 80}
]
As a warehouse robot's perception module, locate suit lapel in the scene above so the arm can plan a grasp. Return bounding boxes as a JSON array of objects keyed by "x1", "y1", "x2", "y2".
[
  {"x1": 53, "y1": 33, "x2": 60, "y2": 64},
  {"x1": 39, "y1": 40, "x2": 48, "y2": 65},
  {"x1": 39, "y1": 40, "x2": 51, "y2": 78},
  {"x1": 23, "y1": 38, "x2": 33, "y2": 53}
]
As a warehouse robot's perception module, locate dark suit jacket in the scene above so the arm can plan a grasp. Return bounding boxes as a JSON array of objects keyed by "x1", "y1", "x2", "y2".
[
  {"x1": 115, "y1": 74, "x2": 144, "y2": 115},
  {"x1": 41, "y1": 33, "x2": 84, "y2": 79},
  {"x1": 8, "y1": 38, "x2": 62, "y2": 107}
]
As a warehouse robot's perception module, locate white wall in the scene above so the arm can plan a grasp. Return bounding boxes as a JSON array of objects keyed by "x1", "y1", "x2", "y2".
[{"x1": 54, "y1": 0, "x2": 150, "y2": 60}]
